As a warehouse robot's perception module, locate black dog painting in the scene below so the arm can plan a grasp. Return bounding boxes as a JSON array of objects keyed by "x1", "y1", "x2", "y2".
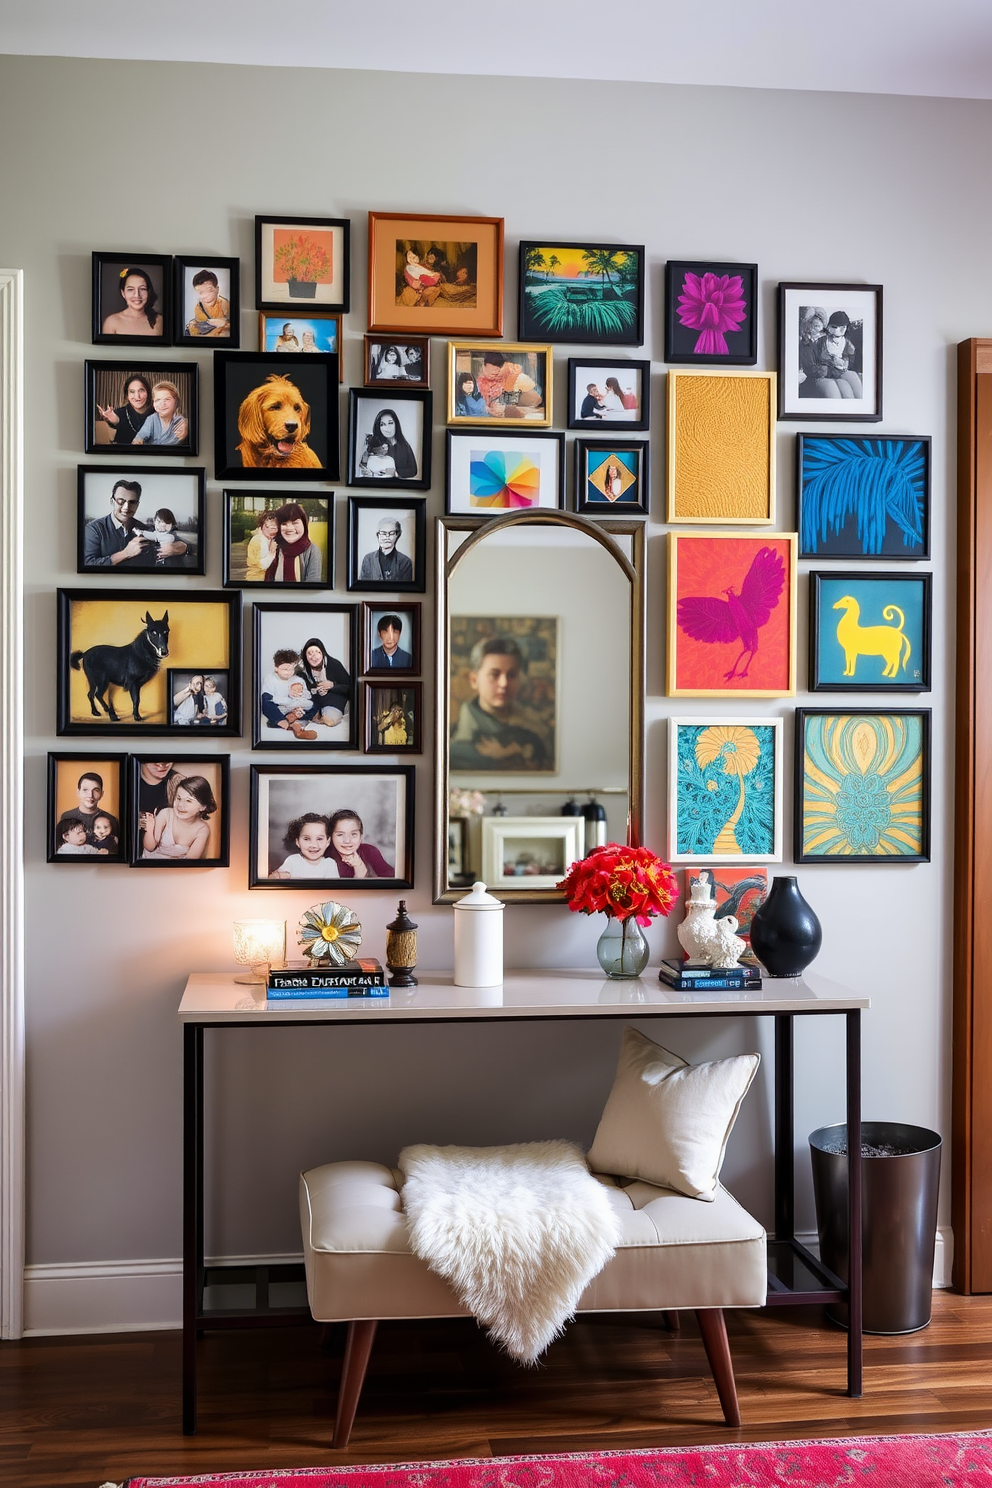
[{"x1": 58, "y1": 589, "x2": 242, "y2": 736}]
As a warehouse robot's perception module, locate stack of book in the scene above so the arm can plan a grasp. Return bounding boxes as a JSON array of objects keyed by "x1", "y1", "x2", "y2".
[
  {"x1": 657, "y1": 958, "x2": 762, "y2": 992},
  {"x1": 266, "y1": 958, "x2": 389, "y2": 1000}
]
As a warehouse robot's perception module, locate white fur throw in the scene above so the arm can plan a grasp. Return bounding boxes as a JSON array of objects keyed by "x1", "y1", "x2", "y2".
[{"x1": 397, "y1": 1141, "x2": 621, "y2": 1364}]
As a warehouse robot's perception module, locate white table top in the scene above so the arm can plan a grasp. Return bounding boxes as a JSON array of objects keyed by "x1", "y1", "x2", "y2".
[{"x1": 178, "y1": 969, "x2": 868, "y2": 1023}]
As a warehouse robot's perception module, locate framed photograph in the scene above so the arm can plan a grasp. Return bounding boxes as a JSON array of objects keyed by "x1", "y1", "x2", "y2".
[
  {"x1": 167, "y1": 669, "x2": 232, "y2": 727},
  {"x1": 77, "y1": 466, "x2": 205, "y2": 575},
  {"x1": 809, "y1": 571, "x2": 932, "y2": 693},
  {"x1": 795, "y1": 709, "x2": 931, "y2": 863},
  {"x1": 683, "y1": 867, "x2": 767, "y2": 961},
  {"x1": 798, "y1": 434, "x2": 930, "y2": 560},
  {"x1": 574, "y1": 439, "x2": 649, "y2": 516},
  {"x1": 47, "y1": 753, "x2": 127, "y2": 864},
  {"x1": 778, "y1": 282, "x2": 883, "y2": 421},
  {"x1": 667, "y1": 532, "x2": 797, "y2": 698},
  {"x1": 129, "y1": 755, "x2": 230, "y2": 868},
  {"x1": 252, "y1": 603, "x2": 357, "y2": 750},
  {"x1": 664, "y1": 262, "x2": 758, "y2": 366},
  {"x1": 223, "y1": 493, "x2": 332, "y2": 589},
  {"x1": 367, "y1": 212, "x2": 503, "y2": 337},
  {"x1": 365, "y1": 681, "x2": 423, "y2": 753},
  {"x1": 255, "y1": 215, "x2": 350, "y2": 313},
  {"x1": 518, "y1": 241, "x2": 645, "y2": 347},
  {"x1": 481, "y1": 816, "x2": 585, "y2": 892},
  {"x1": 86, "y1": 361, "x2": 197, "y2": 455},
  {"x1": 447, "y1": 342, "x2": 551, "y2": 426},
  {"x1": 365, "y1": 335, "x2": 430, "y2": 389},
  {"x1": 347, "y1": 387, "x2": 431, "y2": 490},
  {"x1": 174, "y1": 255, "x2": 239, "y2": 346},
  {"x1": 249, "y1": 764, "x2": 414, "y2": 888},
  {"x1": 362, "y1": 602, "x2": 421, "y2": 674},
  {"x1": 667, "y1": 370, "x2": 775, "y2": 524},
  {"x1": 259, "y1": 311, "x2": 341, "y2": 375},
  {"x1": 445, "y1": 429, "x2": 565, "y2": 517},
  {"x1": 449, "y1": 614, "x2": 558, "y2": 774},
  {"x1": 448, "y1": 816, "x2": 469, "y2": 884},
  {"x1": 567, "y1": 358, "x2": 650, "y2": 431},
  {"x1": 92, "y1": 253, "x2": 171, "y2": 345},
  {"x1": 57, "y1": 589, "x2": 241, "y2": 737},
  {"x1": 347, "y1": 498, "x2": 426, "y2": 594},
  {"x1": 213, "y1": 351, "x2": 339, "y2": 481},
  {"x1": 668, "y1": 718, "x2": 784, "y2": 865}
]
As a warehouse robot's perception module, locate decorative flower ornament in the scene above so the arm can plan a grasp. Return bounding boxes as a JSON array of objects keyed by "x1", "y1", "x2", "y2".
[
  {"x1": 297, "y1": 900, "x2": 363, "y2": 966},
  {"x1": 676, "y1": 271, "x2": 747, "y2": 355}
]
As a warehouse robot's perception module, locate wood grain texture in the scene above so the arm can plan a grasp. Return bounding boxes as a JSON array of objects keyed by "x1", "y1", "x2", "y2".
[
  {"x1": 3, "y1": 1295, "x2": 992, "y2": 1487},
  {"x1": 668, "y1": 372, "x2": 774, "y2": 524}
]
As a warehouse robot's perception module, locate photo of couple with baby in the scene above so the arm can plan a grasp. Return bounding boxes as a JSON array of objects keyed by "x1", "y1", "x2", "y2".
[
  {"x1": 253, "y1": 604, "x2": 357, "y2": 749},
  {"x1": 250, "y1": 765, "x2": 414, "y2": 888}
]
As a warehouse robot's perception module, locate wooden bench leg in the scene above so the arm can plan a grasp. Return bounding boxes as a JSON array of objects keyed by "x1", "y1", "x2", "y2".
[
  {"x1": 333, "y1": 1320, "x2": 378, "y2": 1449},
  {"x1": 695, "y1": 1308, "x2": 741, "y2": 1427},
  {"x1": 662, "y1": 1310, "x2": 681, "y2": 1332}
]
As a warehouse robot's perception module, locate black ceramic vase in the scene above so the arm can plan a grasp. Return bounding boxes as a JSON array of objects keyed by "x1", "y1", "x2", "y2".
[{"x1": 749, "y1": 875, "x2": 822, "y2": 978}]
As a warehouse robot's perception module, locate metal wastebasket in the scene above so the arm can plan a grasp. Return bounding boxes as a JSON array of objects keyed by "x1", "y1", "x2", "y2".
[{"x1": 809, "y1": 1121, "x2": 941, "y2": 1335}]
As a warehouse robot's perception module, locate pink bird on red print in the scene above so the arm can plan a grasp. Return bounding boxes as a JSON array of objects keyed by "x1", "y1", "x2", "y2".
[{"x1": 677, "y1": 546, "x2": 786, "y2": 681}]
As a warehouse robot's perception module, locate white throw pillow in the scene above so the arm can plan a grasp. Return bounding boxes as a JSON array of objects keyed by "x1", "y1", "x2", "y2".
[{"x1": 587, "y1": 1026, "x2": 760, "y2": 1201}]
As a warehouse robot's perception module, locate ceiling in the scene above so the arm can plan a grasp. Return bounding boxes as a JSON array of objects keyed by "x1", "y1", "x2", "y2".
[{"x1": 2, "y1": 0, "x2": 992, "y2": 99}]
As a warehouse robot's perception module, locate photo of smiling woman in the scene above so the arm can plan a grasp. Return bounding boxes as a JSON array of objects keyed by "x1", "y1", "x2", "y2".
[
  {"x1": 92, "y1": 253, "x2": 172, "y2": 346},
  {"x1": 348, "y1": 388, "x2": 432, "y2": 490}
]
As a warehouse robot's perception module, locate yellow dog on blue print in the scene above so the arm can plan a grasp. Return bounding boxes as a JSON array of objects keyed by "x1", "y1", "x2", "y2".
[{"x1": 833, "y1": 595, "x2": 912, "y2": 678}]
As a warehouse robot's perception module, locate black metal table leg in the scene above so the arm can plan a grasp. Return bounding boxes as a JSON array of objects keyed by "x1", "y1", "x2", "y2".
[
  {"x1": 846, "y1": 1008, "x2": 863, "y2": 1397},
  {"x1": 183, "y1": 1022, "x2": 204, "y2": 1434},
  {"x1": 774, "y1": 1014, "x2": 795, "y2": 1242}
]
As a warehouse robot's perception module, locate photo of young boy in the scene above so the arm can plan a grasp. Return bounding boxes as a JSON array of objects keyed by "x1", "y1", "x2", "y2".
[{"x1": 175, "y1": 256, "x2": 240, "y2": 346}]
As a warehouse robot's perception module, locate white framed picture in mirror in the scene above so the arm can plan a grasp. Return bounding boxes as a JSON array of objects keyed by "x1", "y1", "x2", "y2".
[{"x1": 481, "y1": 815, "x2": 585, "y2": 892}]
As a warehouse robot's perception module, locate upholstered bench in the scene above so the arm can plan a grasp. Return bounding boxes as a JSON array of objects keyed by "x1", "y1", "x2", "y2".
[{"x1": 300, "y1": 1158, "x2": 767, "y2": 1446}]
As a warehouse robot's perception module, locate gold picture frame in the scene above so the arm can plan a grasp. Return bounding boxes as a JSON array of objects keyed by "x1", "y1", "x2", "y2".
[
  {"x1": 667, "y1": 369, "x2": 776, "y2": 525},
  {"x1": 447, "y1": 341, "x2": 552, "y2": 427},
  {"x1": 368, "y1": 212, "x2": 504, "y2": 338}
]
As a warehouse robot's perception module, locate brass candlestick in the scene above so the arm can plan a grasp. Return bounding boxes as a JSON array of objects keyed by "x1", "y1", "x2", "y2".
[{"x1": 385, "y1": 900, "x2": 418, "y2": 987}]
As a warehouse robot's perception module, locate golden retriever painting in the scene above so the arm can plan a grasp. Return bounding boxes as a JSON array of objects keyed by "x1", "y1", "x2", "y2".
[{"x1": 237, "y1": 374, "x2": 323, "y2": 468}]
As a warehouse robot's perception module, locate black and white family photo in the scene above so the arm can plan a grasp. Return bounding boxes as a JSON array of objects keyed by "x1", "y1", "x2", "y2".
[
  {"x1": 252, "y1": 604, "x2": 357, "y2": 749},
  {"x1": 249, "y1": 765, "x2": 414, "y2": 887},
  {"x1": 348, "y1": 499, "x2": 425, "y2": 593},
  {"x1": 364, "y1": 336, "x2": 430, "y2": 389},
  {"x1": 778, "y1": 282, "x2": 882, "y2": 421},
  {"x1": 348, "y1": 388, "x2": 432, "y2": 489}
]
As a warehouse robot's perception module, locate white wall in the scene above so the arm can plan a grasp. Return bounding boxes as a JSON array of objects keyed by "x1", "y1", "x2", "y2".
[{"x1": 1, "y1": 55, "x2": 980, "y2": 1327}]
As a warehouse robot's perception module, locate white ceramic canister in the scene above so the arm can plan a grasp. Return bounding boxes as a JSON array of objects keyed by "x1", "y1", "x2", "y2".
[{"x1": 453, "y1": 881, "x2": 504, "y2": 987}]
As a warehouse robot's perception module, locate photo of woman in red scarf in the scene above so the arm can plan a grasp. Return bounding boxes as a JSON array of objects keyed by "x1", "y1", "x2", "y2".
[{"x1": 264, "y1": 502, "x2": 324, "y2": 584}]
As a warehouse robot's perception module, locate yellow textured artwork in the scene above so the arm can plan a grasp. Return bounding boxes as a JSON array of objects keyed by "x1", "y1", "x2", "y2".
[{"x1": 667, "y1": 369, "x2": 776, "y2": 524}]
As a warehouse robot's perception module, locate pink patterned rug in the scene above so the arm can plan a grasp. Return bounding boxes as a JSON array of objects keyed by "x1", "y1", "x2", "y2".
[{"x1": 119, "y1": 1432, "x2": 992, "y2": 1487}]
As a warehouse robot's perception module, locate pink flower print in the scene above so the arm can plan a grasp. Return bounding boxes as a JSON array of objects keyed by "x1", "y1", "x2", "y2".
[{"x1": 676, "y1": 271, "x2": 747, "y2": 355}]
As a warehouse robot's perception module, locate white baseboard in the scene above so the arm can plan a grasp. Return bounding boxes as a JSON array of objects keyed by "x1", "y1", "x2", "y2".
[{"x1": 22, "y1": 1231, "x2": 955, "y2": 1336}]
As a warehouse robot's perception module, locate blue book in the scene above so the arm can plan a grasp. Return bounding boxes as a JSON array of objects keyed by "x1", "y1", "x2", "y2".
[{"x1": 266, "y1": 984, "x2": 390, "y2": 1001}]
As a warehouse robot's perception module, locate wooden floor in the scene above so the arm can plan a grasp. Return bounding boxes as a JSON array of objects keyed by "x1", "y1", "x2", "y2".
[{"x1": 3, "y1": 1294, "x2": 992, "y2": 1487}]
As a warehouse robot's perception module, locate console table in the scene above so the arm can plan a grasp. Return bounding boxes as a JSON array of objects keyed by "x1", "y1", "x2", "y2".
[{"x1": 179, "y1": 968, "x2": 867, "y2": 1435}]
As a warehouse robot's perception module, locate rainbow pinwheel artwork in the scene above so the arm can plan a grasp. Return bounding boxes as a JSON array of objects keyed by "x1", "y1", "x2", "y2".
[{"x1": 469, "y1": 449, "x2": 541, "y2": 508}]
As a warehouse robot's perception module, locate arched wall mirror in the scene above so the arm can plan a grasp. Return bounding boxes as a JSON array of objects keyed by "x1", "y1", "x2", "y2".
[{"x1": 434, "y1": 510, "x2": 645, "y2": 903}]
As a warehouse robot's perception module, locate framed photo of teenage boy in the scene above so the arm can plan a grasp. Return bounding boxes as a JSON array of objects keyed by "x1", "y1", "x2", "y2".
[
  {"x1": 77, "y1": 466, "x2": 206, "y2": 576},
  {"x1": 365, "y1": 681, "x2": 423, "y2": 754},
  {"x1": 128, "y1": 754, "x2": 231, "y2": 868},
  {"x1": 223, "y1": 493, "x2": 332, "y2": 589},
  {"x1": 777, "y1": 282, "x2": 883, "y2": 422},
  {"x1": 86, "y1": 361, "x2": 198, "y2": 456},
  {"x1": 362, "y1": 602, "x2": 421, "y2": 675},
  {"x1": 249, "y1": 763, "x2": 414, "y2": 888},
  {"x1": 567, "y1": 358, "x2": 650, "y2": 431},
  {"x1": 92, "y1": 253, "x2": 172, "y2": 346},
  {"x1": 252, "y1": 602, "x2": 358, "y2": 751},
  {"x1": 347, "y1": 387, "x2": 432, "y2": 491},
  {"x1": 47, "y1": 752, "x2": 127, "y2": 864},
  {"x1": 214, "y1": 351, "x2": 340, "y2": 481},
  {"x1": 173, "y1": 255, "x2": 240, "y2": 346},
  {"x1": 347, "y1": 498, "x2": 426, "y2": 594}
]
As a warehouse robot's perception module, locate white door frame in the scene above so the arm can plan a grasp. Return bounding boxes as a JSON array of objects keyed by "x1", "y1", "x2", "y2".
[{"x1": 0, "y1": 269, "x2": 25, "y2": 1339}]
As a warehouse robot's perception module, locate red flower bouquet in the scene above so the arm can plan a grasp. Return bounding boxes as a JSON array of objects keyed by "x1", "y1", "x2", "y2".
[{"x1": 557, "y1": 842, "x2": 679, "y2": 927}]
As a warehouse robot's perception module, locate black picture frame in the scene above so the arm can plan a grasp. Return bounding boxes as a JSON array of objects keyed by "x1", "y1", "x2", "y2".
[
  {"x1": 222, "y1": 492, "x2": 333, "y2": 590},
  {"x1": 347, "y1": 387, "x2": 433, "y2": 491},
  {"x1": 347, "y1": 497, "x2": 427, "y2": 594},
  {"x1": 255, "y1": 215, "x2": 351, "y2": 314},
  {"x1": 364, "y1": 334, "x2": 431, "y2": 389},
  {"x1": 808, "y1": 571, "x2": 932, "y2": 693},
  {"x1": 92, "y1": 253, "x2": 172, "y2": 346},
  {"x1": 364, "y1": 680, "x2": 423, "y2": 754},
  {"x1": 248, "y1": 763, "x2": 415, "y2": 889},
  {"x1": 47, "y1": 752, "x2": 128, "y2": 864},
  {"x1": 566, "y1": 358, "x2": 651, "y2": 431},
  {"x1": 173, "y1": 255, "x2": 240, "y2": 347},
  {"x1": 573, "y1": 438, "x2": 649, "y2": 516},
  {"x1": 252, "y1": 602, "x2": 359, "y2": 751},
  {"x1": 77, "y1": 465, "x2": 206, "y2": 576},
  {"x1": 795, "y1": 708, "x2": 931, "y2": 864},
  {"x1": 797, "y1": 434, "x2": 931, "y2": 561},
  {"x1": 167, "y1": 669, "x2": 233, "y2": 727},
  {"x1": 57, "y1": 588, "x2": 242, "y2": 738},
  {"x1": 445, "y1": 428, "x2": 566, "y2": 518},
  {"x1": 517, "y1": 240, "x2": 645, "y2": 346},
  {"x1": 85, "y1": 360, "x2": 198, "y2": 456},
  {"x1": 213, "y1": 350, "x2": 340, "y2": 482},
  {"x1": 777, "y1": 282, "x2": 883, "y2": 422},
  {"x1": 128, "y1": 754, "x2": 231, "y2": 868},
  {"x1": 362, "y1": 601, "x2": 422, "y2": 675},
  {"x1": 664, "y1": 261, "x2": 758, "y2": 366}
]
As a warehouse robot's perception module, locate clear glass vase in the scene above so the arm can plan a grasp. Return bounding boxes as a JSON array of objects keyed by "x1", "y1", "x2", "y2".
[{"x1": 596, "y1": 916, "x2": 650, "y2": 979}]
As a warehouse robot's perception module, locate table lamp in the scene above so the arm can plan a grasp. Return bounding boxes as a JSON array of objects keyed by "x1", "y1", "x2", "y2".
[{"x1": 232, "y1": 920, "x2": 286, "y2": 983}]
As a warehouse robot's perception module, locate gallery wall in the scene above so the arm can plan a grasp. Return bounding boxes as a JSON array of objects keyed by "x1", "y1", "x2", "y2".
[{"x1": 0, "y1": 53, "x2": 984, "y2": 1329}]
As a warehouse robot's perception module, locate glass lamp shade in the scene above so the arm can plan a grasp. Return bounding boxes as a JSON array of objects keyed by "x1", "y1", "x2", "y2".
[{"x1": 232, "y1": 920, "x2": 286, "y2": 983}]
